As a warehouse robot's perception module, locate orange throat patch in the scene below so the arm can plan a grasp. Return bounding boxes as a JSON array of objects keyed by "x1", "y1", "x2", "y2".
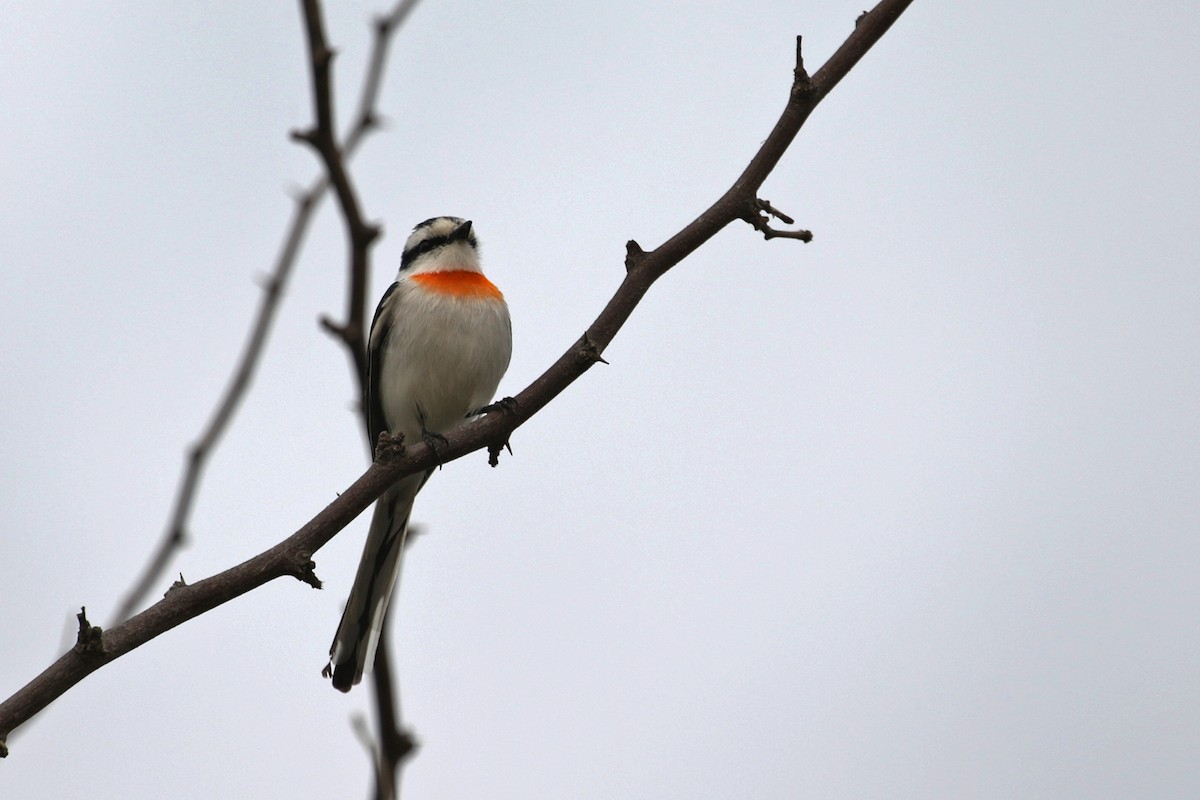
[{"x1": 409, "y1": 270, "x2": 504, "y2": 300}]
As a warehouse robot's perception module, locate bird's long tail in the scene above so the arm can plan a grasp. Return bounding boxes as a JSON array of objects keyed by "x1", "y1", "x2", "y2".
[{"x1": 327, "y1": 473, "x2": 425, "y2": 692}]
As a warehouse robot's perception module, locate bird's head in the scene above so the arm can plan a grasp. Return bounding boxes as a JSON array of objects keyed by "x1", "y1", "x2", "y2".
[{"x1": 399, "y1": 216, "x2": 480, "y2": 274}]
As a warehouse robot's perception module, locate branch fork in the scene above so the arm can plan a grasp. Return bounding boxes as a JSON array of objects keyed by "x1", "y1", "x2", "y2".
[
  {"x1": 0, "y1": 0, "x2": 916, "y2": 765},
  {"x1": 742, "y1": 197, "x2": 814, "y2": 242}
]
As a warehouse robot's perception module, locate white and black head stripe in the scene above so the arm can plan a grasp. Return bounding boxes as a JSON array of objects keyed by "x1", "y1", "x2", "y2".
[{"x1": 400, "y1": 216, "x2": 478, "y2": 271}]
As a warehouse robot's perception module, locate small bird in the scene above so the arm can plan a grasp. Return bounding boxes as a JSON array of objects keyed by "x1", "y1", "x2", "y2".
[{"x1": 327, "y1": 216, "x2": 512, "y2": 692}]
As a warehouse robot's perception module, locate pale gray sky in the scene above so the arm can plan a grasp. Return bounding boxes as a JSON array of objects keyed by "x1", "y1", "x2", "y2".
[{"x1": 3, "y1": 2, "x2": 1199, "y2": 798}]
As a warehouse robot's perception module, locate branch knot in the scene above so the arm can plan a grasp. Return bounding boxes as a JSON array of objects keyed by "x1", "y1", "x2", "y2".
[
  {"x1": 577, "y1": 332, "x2": 609, "y2": 367},
  {"x1": 291, "y1": 559, "x2": 322, "y2": 590},
  {"x1": 624, "y1": 240, "x2": 647, "y2": 272},
  {"x1": 73, "y1": 608, "x2": 104, "y2": 657},
  {"x1": 373, "y1": 431, "x2": 406, "y2": 465}
]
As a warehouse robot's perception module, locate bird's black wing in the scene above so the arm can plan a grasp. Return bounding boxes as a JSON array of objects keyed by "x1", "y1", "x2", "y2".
[{"x1": 366, "y1": 282, "x2": 399, "y2": 448}]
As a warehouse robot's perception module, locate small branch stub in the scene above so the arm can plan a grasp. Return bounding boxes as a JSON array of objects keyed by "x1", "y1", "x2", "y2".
[
  {"x1": 793, "y1": 35, "x2": 812, "y2": 89},
  {"x1": 624, "y1": 240, "x2": 647, "y2": 272},
  {"x1": 313, "y1": 43, "x2": 334, "y2": 70},
  {"x1": 74, "y1": 608, "x2": 103, "y2": 655},
  {"x1": 373, "y1": 431, "x2": 406, "y2": 465},
  {"x1": 474, "y1": 397, "x2": 518, "y2": 467},
  {"x1": 289, "y1": 127, "x2": 321, "y2": 148},
  {"x1": 486, "y1": 439, "x2": 513, "y2": 468},
  {"x1": 292, "y1": 559, "x2": 323, "y2": 590}
]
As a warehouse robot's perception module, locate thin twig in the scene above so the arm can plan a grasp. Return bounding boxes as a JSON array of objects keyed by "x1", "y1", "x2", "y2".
[
  {"x1": 111, "y1": 194, "x2": 312, "y2": 625},
  {"x1": 0, "y1": 0, "x2": 915, "y2": 757},
  {"x1": 371, "y1": 625, "x2": 418, "y2": 799}
]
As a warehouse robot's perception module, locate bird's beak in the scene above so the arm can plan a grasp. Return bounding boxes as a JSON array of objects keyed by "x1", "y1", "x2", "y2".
[{"x1": 452, "y1": 220, "x2": 473, "y2": 241}]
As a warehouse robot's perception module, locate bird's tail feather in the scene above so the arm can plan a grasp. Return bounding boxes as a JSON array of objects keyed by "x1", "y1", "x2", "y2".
[{"x1": 328, "y1": 474, "x2": 424, "y2": 692}]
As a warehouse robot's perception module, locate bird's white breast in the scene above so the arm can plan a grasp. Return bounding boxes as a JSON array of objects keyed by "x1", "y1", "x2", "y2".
[{"x1": 377, "y1": 280, "x2": 512, "y2": 439}]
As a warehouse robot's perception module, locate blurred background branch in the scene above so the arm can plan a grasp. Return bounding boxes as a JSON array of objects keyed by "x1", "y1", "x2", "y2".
[
  {"x1": 109, "y1": 1, "x2": 423, "y2": 793},
  {"x1": 113, "y1": 0, "x2": 421, "y2": 629}
]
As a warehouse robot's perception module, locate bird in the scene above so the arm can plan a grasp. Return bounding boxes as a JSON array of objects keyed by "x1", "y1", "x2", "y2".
[{"x1": 327, "y1": 216, "x2": 512, "y2": 692}]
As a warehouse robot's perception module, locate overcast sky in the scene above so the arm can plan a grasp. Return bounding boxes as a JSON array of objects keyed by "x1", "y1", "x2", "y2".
[{"x1": 3, "y1": 1, "x2": 1199, "y2": 798}]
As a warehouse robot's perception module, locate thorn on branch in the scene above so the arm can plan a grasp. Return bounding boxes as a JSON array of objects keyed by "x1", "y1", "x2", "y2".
[
  {"x1": 742, "y1": 198, "x2": 813, "y2": 243},
  {"x1": 163, "y1": 573, "x2": 189, "y2": 599},
  {"x1": 624, "y1": 240, "x2": 647, "y2": 272},
  {"x1": 578, "y1": 331, "x2": 609, "y2": 366},
  {"x1": 74, "y1": 607, "x2": 104, "y2": 656},
  {"x1": 794, "y1": 35, "x2": 812, "y2": 88},
  {"x1": 472, "y1": 397, "x2": 518, "y2": 467}
]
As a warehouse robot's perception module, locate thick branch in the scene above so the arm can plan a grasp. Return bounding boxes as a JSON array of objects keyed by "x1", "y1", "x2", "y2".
[{"x1": 0, "y1": 0, "x2": 913, "y2": 756}]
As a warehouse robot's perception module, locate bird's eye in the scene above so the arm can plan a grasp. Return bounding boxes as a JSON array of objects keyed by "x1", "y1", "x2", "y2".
[
  {"x1": 411, "y1": 239, "x2": 439, "y2": 258},
  {"x1": 400, "y1": 234, "x2": 456, "y2": 269}
]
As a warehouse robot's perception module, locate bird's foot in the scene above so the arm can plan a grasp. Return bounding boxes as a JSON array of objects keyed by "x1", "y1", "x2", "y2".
[
  {"x1": 473, "y1": 396, "x2": 518, "y2": 417},
  {"x1": 420, "y1": 425, "x2": 449, "y2": 467}
]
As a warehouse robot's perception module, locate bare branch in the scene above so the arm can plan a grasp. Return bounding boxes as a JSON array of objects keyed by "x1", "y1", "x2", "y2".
[
  {"x1": 294, "y1": 0, "x2": 381, "y2": 404},
  {"x1": 293, "y1": 2, "x2": 419, "y2": 794},
  {"x1": 0, "y1": 0, "x2": 914, "y2": 756},
  {"x1": 347, "y1": 0, "x2": 423, "y2": 154},
  {"x1": 370, "y1": 625, "x2": 419, "y2": 799},
  {"x1": 111, "y1": 0, "x2": 421, "y2": 626},
  {"x1": 1, "y1": 454, "x2": 394, "y2": 753}
]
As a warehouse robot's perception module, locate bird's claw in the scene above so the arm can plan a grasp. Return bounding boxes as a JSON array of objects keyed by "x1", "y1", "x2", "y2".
[
  {"x1": 421, "y1": 426, "x2": 449, "y2": 467},
  {"x1": 473, "y1": 396, "x2": 518, "y2": 417}
]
